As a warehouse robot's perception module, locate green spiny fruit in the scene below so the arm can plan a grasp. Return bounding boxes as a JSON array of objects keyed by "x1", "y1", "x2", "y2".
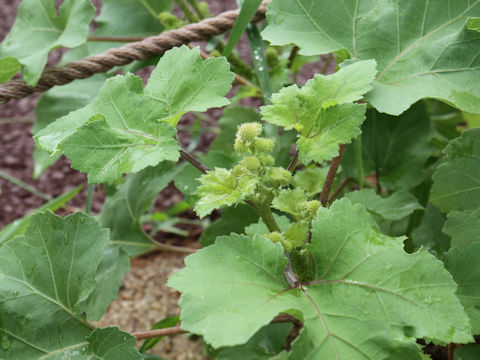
[
  {"x1": 289, "y1": 248, "x2": 316, "y2": 282},
  {"x1": 265, "y1": 167, "x2": 292, "y2": 188},
  {"x1": 253, "y1": 138, "x2": 275, "y2": 153}
]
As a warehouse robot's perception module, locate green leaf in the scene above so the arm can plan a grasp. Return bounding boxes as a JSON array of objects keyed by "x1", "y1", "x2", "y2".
[
  {"x1": 0, "y1": 57, "x2": 20, "y2": 83},
  {"x1": 261, "y1": 60, "x2": 376, "y2": 164},
  {"x1": 199, "y1": 204, "x2": 259, "y2": 247},
  {"x1": 455, "y1": 344, "x2": 480, "y2": 359},
  {"x1": 78, "y1": 247, "x2": 130, "y2": 321},
  {"x1": 246, "y1": 23, "x2": 272, "y2": 102},
  {"x1": 0, "y1": 0, "x2": 95, "y2": 85},
  {"x1": 443, "y1": 210, "x2": 480, "y2": 248},
  {"x1": 169, "y1": 199, "x2": 471, "y2": 356},
  {"x1": 85, "y1": 327, "x2": 143, "y2": 359},
  {"x1": 36, "y1": 46, "x2": 233, "y2": 183},
  {"x1": 431, "y1": 128, "x2": 480, "y2": 213},
  {"x1": 262, "y1": 0, "x2": 480, "y2": 115},
  {"x1": 33, "y1": 75, "x2": 106, "y2": 178},
  {"x1": 271, "y1": 188, "x2": 308, "y2": 219},
  {"x1": 100, "y1": 162, "x2": 181, "y2": 256},
  {"x1": 61, "y1": 113, "x2": 179, "y2": 184},
  {"x1": 194, "y1": 168, "x2": 258, "y2": 218},
  {"x1": 144, "y1": 46, "x2": 234, "y2": 123},
  {"x1": 216, "y1": 323, "x2": 292, "y2": 359},
  {"x1": 0, "y1": 211, "x2": 112, "y2": 358},
  {"x1": 444, "y1": 243, "x2": 480, "y2": 334},
  {"x1": 292, "y1": 166, "x2": 329, "y2": 196},
  {"x1": 345, "y1": 189, "x2": 423, "y2": 221},
  {"x1": 411, "y1": 203, "x2": 451, "y2": 257},
  {"x1": 223, "y1": 0, "x2": 263, "y2": 57},
  {"x1": 0, "y1": 185, "x2": 83, "y2": 245},
  {"x1": 139, "y1": 315, "x2": 180, "y2": 353},
  {"x1": 346, "y1": 101, "x2": 435, "y2": 190}
]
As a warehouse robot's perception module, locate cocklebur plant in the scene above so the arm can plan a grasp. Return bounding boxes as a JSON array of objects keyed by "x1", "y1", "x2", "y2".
[{"x1": 3, "y1": 0, "x2": 480, "y2": 358}]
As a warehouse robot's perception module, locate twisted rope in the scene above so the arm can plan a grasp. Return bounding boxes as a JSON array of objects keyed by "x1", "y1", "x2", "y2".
[{"x1": 0, "y1": 1, "x2": 269, "y2": 104}]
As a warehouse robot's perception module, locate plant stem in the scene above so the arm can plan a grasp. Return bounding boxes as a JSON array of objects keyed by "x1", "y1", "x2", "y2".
[
  {"x1": 287, "y1": 150, "x2": 299, "y2": 172},
  {"x1": 251, "y1": 191, "x2": 280, "y2": 233},
  {"x1": 154, "y1": 242, "x2": 197, "y2": 254},
  {"x1": 85, "y1": 184, "x2": 94, "y2": 215},
  {"x1": 287, "y1": 46, "x2": 299, "y2": 69},
  {"x1": 132, "y1": 314, "x2": 297, "y2": 340},
  {"x1": 0, "y1": 169, "x2": 51, "y2": 201},
  {"x1": 354, "y1": 137, "x2": 364, "y2": 189},
  {"x1": 175, "y1": 0, "x2": 200, "y2": 23},
  {"x1": 186, "y1": 0, "x2": 206, "y2": 19},
  {"x1": 180, "y1": 149, "x2": 210, "y2": 174},
  {"x1": 87, "y1": 36, "x2": 145, "y2": 42},
  {"x1": 319, "y1": 144, "x2": 346, "y2": 206},
  {"x1": 328, "y1": 177, "x2": 351, "y2": 203}
]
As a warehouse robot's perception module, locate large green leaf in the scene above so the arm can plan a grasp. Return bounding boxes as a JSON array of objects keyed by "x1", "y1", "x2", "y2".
[
  {"x1": 33, "y1": 75, "x2": 107, "y2": 178},
  {"x1": 444, "y1": 243, "x2": 480, "y2": 334},
  {"x1": 100, "y1": 162, "x2": 181, "y2": 256},
  {"x1": 0, "y1": 211, "x2": 132, "y2": 358},
  {"x1": 455, "y1": 344, "x2": 480, "y2": 359},
  {"x1": 431, "y1": 128, "x2": 480, "y2": 212},
  {"x1": 261, "y1": 60, "x2": 376, "y2": 164},
  {"x1": 0, "y1": 0, "x2": 95, "y2": 85},
  {"x1": 35, "y1": 46, "x2": 233, "y2": 183},
  {"x1": 345, "y1": 189, "x2": 423, "y2": 221},
  {"x1": 262, "y1": 0, "x2": 480, "y2": 115},
  {"x1": 347, "y1": 101, "x2": 435, "y2": 190},
  {"x1": 169, "y1": 199, "x2": 471, "y2": 357}
]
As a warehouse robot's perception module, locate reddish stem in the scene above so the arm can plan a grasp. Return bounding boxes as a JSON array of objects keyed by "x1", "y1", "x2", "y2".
[
  {"x1": 319, "y1": 144, "x2": 346, "y2": 206},
  {"x1": 328, "y1": 177, "x2": 351, "y2": 203}
]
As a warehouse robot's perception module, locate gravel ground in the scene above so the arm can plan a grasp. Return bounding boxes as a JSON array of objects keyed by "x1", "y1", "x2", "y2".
[{"x1": 0, "y1": 1, "x2": 327, "y2": 358}]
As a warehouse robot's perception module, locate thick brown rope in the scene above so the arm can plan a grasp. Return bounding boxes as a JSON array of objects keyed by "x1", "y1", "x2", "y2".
[{"x1": 0, "y1": 1, "x2": 269, "y2": 104}]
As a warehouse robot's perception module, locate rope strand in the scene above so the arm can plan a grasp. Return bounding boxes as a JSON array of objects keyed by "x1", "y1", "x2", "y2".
[{"x1": 0, "y1": 1, "x2": 269, "y2": 104}]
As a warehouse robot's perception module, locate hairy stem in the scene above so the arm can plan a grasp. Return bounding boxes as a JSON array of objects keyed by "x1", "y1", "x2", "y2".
[
  {"x1": 180, "y1": 149, "x2": 210, "y2": 174},
  {"x1": 320, "y1": 144, "x2": 346, "y2": 206},
  {"x1": 249, "y1": 191, "x2": 280, "y2": 233}
]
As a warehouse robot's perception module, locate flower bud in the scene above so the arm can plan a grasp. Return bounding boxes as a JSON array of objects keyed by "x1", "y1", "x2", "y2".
[
  {"x1": 253, "y1": 138, "x2": 274, "y2": 153},
  {"x1": 236, "y1": 122, "x2": 263, "y2": 145},
  {"x1": 265, "y1": 167, "x2": 292, "y2": 188}
]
